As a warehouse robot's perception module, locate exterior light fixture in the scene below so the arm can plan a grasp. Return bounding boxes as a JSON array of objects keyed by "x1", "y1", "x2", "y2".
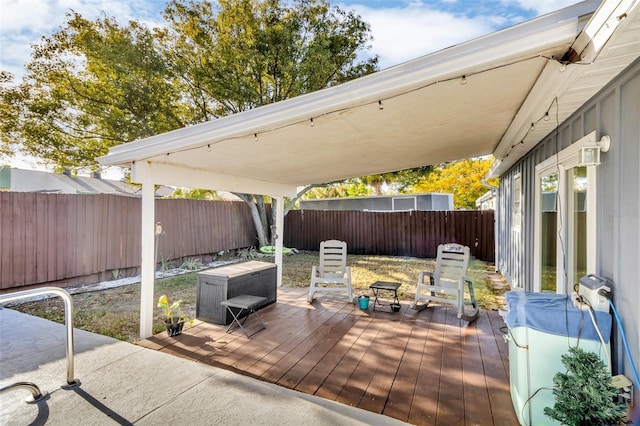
[
  {"x1": 579, "y1": 135, "x2": 611, "y2": 166},
  {"x1": 461, "y1": 75, "x2": 467, "y2": 85},
  {"x1": 378, "y1": 100, "x2": 384, "y2": 110}
]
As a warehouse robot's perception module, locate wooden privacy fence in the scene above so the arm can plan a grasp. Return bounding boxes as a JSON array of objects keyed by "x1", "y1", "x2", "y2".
[
  {"x1": 283, "y1": 210, "x2": 495, "y2": 261},
  {"x1": 1, "y1": 192, "x2": 495, "y2": 291},
  {"x1": 0, "y1": 193, "x2": 255, "y2": 290}
]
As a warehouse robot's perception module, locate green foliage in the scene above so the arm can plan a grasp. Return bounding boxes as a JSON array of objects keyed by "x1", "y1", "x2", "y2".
[
  {"x1": 2, "y1": 0, "x2": 376, "y2": 174},
  {"x1": 0, "y1": 72, "x2": 21, "y2": 157},
  {"x1": 544, "y1": 346, "x2": 625, "y2": 426},
  {"x1": 302, "y1": 166, "x2": 432, "y2": 199},
  {"x1": 303, "y1": 180, "x2": 371, "y2": 199},
  {"x1": 169, "y1": 187, "x2": 221, "y2": 200},
  {"x1": 412, "y1": 157, "x2": 497, "y2": 209},
  {"x1": 3, "y1": 12, "x2": 182, "y2": 171},
  {"x1": 157, "y1": 294, "x2": 192, "y2": 325},
  {"x1": 1, "y1": 0, "x2": 379, "y2": 245},
  {"x1": 179, "y1": 258, "x2": 203, "y2": 270},
  {"x1": 238, "y1": 246, "x2": 259, "y2": 260},
  {"x1": 162, "y1": 0, "x2": 377, "y2": 116}
]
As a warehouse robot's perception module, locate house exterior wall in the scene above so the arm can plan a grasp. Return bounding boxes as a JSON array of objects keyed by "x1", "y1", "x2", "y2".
[{"x1": 496, "y1": 58, "x2": 639, "y2": 390}]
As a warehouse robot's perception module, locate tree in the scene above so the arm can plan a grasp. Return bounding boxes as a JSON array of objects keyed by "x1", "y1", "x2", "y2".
[
  {"x1": 0, "y1": 72, "x2": 21, "y2": 158},
  {"x1": 169, "y1": 188, "x2": 222, "y2": 200},
  {"x1": 160, "y1": 0, "x2": 378, "y2": 246},
  {"x1": 2, "y1": 13, "x2": 183, "y2": 171},
  {"x1": 411, "y1": 158, "x2": 497, "y2": 209},
  {"x1": 2, "y1": 0, "x2": 378, "y2": 247},
  {"x1": 303, "y1": 166, "x2": 432, "y2": 199}
]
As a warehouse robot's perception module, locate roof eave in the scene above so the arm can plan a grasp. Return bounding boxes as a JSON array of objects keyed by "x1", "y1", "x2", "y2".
[{"x1": 98, "y1": 0, "x2": 598, "y2": 168}]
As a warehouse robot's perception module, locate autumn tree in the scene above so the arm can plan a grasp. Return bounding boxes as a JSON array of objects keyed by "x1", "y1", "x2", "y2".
[{"x1": 411, "y1": 158, "x2": 497, "y2": 209}]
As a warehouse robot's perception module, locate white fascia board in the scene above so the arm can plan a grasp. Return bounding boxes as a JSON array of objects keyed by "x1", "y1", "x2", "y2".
[
  {"x1": 130, "y1": 161, "x2": 298, "y2": 197},
  {"x1": 98, "y1": 1, "x2": 598, "y2": 168},
  {"x1": 490, "y1": 0, "x2": 638, "y2": 178},
  {"x1": 571, "y1": 0, "x2": 639, "y2": 62}
]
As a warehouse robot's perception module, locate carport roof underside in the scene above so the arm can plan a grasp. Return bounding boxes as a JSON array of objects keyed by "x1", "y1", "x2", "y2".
[{"x1": 98, "y1": 0, "x2": 640, "y2": 196}]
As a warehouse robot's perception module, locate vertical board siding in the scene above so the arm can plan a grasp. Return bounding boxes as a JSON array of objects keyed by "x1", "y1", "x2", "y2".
[
  {"x1": 497, "y1": 58, "x2": 640, "y2": 294},
  {"x1": 0, "y1": 194, "x2": 256, "y2": 289},
  {"x1": 283, "y1": 210, "x2": 495, "y2": 261}
]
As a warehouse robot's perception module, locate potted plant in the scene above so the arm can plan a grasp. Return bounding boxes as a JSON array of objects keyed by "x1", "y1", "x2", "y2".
[
  {"x1": 544, "y1": 346, "x2": 626, "y2": 426},
  {"x1": 157, "y1": 295, "x2": 191, "y2": 337}
]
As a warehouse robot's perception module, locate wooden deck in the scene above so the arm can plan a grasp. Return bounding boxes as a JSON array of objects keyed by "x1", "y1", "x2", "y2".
[{"x1": 139, "y1": 288, "x2": 517, "y2": 425}]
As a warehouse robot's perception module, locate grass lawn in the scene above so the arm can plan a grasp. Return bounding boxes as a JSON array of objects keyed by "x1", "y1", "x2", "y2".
[{"x1": 10, "y1": 252, "x2": 509, "y2": 343}]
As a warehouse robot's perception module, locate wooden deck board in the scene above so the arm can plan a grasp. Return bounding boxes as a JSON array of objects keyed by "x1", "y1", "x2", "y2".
[
  {"x1": 383, "y1": 310, "x2": 433, "y2": 422},
  {"x1": 408, "y1": 304, "x2": 446, "y2": 425},
  {"x1": 140, "y1": 288, "x2": 518, "y2": 425}
]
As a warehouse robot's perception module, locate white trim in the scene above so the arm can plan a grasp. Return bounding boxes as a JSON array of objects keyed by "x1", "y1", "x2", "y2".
[
  {"x1": 556, "y1": 164, "x2": 568, "y2": 294},
  {"x1": 535, "y1": 131, "x2": 598, "y2": 173},
  {"x1": 134, "y1": 162, "x2": 156, "y2": 339},
  {"x1": 586, "y1": 165, "x2": 597, "y2": 273},
  {"x1": 533, "y1": 131, "x2": 601, "y2": 294},
  {"x1": 533, "y1": 172, "x2": 542, "y2": 291},
  {"x1": 130, "y1": 161, "x2": 297, "y2": 198},
  {"x1": 274, "y1": 196, "x2": 285, "y2": 288},
  {"x1": 512, "y1": 173, "x2": 522, "y2": 232}
]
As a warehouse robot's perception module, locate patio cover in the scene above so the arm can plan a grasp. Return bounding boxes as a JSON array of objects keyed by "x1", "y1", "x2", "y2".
[{"x1": 98, "y1": 0, "x2": 640, "y2": 338}]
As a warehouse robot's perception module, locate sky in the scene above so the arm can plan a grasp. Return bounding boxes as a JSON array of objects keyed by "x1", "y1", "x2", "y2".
[{"x1": 0, "y1": 0, "x2": 583, "y2": 173}]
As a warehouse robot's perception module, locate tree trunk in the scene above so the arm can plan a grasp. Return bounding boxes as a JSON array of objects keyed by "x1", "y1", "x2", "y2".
[
  {"x1": 233, "y1": 193, "x2": 269, "y2": 248},
  {"x1": 255, "y1": 196, "x2": 269, "y2": 243},
  {"x1": 237, "y1": 183, "x2": 334, "y2": 249}
]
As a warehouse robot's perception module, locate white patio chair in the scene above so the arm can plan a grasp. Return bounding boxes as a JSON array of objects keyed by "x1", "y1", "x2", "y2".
[
  {"x1": 410, "y1": 243, "x2": 479, "y2": 322},
  {"x1": 308, "y1": 240, "x2": 354, "y2": 303}
]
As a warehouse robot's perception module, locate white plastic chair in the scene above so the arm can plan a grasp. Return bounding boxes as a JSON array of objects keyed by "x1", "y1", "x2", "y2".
[
  {"x1": 308, "y1": 240, "x2": 353, "y2": 303},
  {"x1": 410, "y1": 243, "x2": 479, "y2": 322}
]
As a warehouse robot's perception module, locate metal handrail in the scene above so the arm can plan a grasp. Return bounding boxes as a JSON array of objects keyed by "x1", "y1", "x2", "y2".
[
  {"x1": 0, "y1": 382, "x2": 48, "y2": 403},
  {"x1": 0, "y1": 287, "x2": 80, "y2": 390}
]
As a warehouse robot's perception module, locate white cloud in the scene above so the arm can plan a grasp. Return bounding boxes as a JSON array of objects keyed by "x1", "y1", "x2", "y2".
[
  {"x1": 0, "y1": 0, "x2": 163, "y2": 79},
  {"x1": 341, "y1": 2, "x2": 508, "y2": 69}
]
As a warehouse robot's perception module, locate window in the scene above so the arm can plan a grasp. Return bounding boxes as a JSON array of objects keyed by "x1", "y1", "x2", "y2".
[
  {"x1": 512, "y1": 174, "x2": 522, "y2": 231},
  {"x1": 534, "y1": 131, "x2": 599, "y2": 294}
]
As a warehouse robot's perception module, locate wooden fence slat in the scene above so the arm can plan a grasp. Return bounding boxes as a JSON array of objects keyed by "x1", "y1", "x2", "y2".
[
  {"x1": 2, "y1": 194, "x2": 15, "y2": 287},
  {"x1": 283, "y1": 210, "x2": 494, "y2": 261},
  {"x1": 2, "y1": 193, "x2": 494, "y2": 291}
]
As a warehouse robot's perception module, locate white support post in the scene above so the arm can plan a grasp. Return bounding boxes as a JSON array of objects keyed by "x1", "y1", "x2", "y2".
[
  {"x1": 274, "y1": 196, "x2": 285, "y2": 287},
  {"x1": 134, "y1": 162, "x2": 156, "y2": 339}
]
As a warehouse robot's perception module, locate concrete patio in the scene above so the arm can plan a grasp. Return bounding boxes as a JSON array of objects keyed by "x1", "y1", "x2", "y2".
[{"x1": 0, "y1": 307, "x2": 406, "y2": 425}]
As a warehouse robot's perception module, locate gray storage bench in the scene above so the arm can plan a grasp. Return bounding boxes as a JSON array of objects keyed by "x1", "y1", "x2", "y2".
[
  {"x1": 221, "y1": 295, "x2": 268, "y2": 337},
  {"x1": 196, "y1": 261, "x2": 277, "y2": 325}
]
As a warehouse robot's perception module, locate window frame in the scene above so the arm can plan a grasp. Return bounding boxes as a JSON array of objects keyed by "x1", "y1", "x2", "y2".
[
  {"x1": 512, "y1": 173, "x2": 522, "y2": 232},
  {"x1": 533, "y1": 131, "x2": 599, "y2": 293}
]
